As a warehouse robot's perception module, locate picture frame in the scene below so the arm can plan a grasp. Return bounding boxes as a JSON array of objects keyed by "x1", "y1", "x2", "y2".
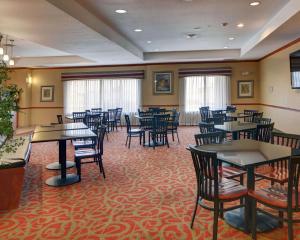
[
  {"x1": 153, "y1": 71, "x2": 173, "y2": 95},
  {"x1": 237, "y1": 80, "x2": 254, "y2": 98},
  {"x1": 40, "y1": 85, "x2": 54, "y2": 102}
]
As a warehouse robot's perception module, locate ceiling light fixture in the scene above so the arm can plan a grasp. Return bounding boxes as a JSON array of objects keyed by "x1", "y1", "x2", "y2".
[
  {"x1": 228, "y1": 37, "x2": 235, "y2": 40},
  {"x1": 237, "y1": 23, "x2": 245, "y2": 28},
  {"x1": 115, "y1": 9, "x2": 127, "y2": 14},
  {"x1": 134, "y1": 29, "x2": 142, "y2": 32},
  {"x1": 250, "y1": 1, "x2": 260, "y2": 6},
  {"x1": 147, "y1": 41, "x2": 152, "y2": 44},
  {"x1": 2, "y1": 35, "x2": 16, "y2": 66},
  {"x1": 8, "y1": 40, "x2": 15, "y2": 66},
  {"x1": 186, "y1": 33, "x2": 197, "y2": 39},
  {"x1": 224, "y1": 46, "x2": 229, "y2": 49}
]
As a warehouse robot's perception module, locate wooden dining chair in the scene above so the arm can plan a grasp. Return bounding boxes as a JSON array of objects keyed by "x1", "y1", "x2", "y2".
[
  {"x1": 194, "y1": 132, "x2": 246, "y2": 184},
  {"x1": 56, "y1": 115, "x2": 63, "y2": 124},
  {"x1": 188, "y1": 145, "x2": 247, "y2": 240},
  {"x1": 72, "y1": 111, "x2": 86, "y2": 123},
  {"x1": 149, "y1": 114, "x2": 170, "y2": 149},
  {"x1": 199, "y1": 122, "x2": 215, "y2": 133},
  {"x1": 255, "y1": 131, "x2": 300, "y2": 185},
  {"x1": 250, "y1": 155, "x2": 300, "y2": 240},
  {"x1": 199, "y1": 107, "x2": 210, "y2": 122},
  {"x1": 74, "y1": 125, "x2": 106, "y2": 181},
  {"x1": 254, "y1": 122, "x2": 274, "y2": 142},
  {"x1": 167, "y1": 111, "x2": 180, "y2": 142},
  {"x1": 124, "y1": 114, "x2": 145, "y2": 148}
]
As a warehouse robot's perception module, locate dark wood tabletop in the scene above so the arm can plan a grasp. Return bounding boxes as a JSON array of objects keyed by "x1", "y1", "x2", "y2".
[
  {"x1": 34, "y1": 122, "x2": 87, "y2": 133},
  {"x1": 214, "y1": 121, "x2": 257, "y2": 133},
  {"x1": 192, "y1": 139, "x2": 293, "y2": 168},
  {"x1": 32, "y1": 128, "x2": 96, "y2": 143}
]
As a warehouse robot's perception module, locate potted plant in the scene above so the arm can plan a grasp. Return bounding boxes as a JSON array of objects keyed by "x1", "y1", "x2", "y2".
[{"x1": 0, "y1": 61, "x2": 24, "y2": 157}]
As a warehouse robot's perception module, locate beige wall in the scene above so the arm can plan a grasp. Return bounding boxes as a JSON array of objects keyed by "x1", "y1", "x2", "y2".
[
  {"x1": 259, "y1": 41, "x2": 300, "y2": 134},
  {"x1": 11, "y1": 61, "x2": 259, "y2": 127}
]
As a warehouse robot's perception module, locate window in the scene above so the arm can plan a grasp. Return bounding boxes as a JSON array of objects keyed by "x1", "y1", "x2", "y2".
[
  {"x1": 63, "y1": 78, "x2": 141, "y2": 115},
  {"x1": 184, "y1": 75, "x2": 230, "y2": 112}
]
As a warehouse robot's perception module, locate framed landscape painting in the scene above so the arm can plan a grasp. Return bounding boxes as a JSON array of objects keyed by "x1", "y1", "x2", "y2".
[
  {"x1": 153, "y1": 71, "x2": 173, "y2": 95},
  {"x1": 40, "y1": 85, "x2": 54, "y2": 102},
  {"x1": 237, "y1": 80, "x2": 254, "y2": 98}
]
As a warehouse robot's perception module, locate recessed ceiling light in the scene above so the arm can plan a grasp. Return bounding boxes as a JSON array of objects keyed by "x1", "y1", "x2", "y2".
[
  {"x1": 186, "y1": 33, "x2": 197, "y2": 39},
  {"x1": 147, "y1": 41, "x2": 152, "y2": 44},
  {"x1": 224, "y1": 46, "x2": 229, "y2": 49},
  {"x1": 237, "y1": 23, "x2": 244, "y2": 28},
  {"x1": 134, "y1": 29, "x2": 142, "y2": 32},
  {"x1": 250, "y1": 1, "x2": 260, "y2": 6},
  {"x1": 193, "y1": 26, "x2": 201, "y2": 30},
  {"x1": 115, "y1": 9, "x2": 127, "y2": 14},
  {"x1": 228, "y1": 37, "x2": 235, "y2": 40}
]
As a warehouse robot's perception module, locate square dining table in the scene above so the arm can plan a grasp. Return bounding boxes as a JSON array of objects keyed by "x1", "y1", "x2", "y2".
[
  {"x1": 214, "y1": 121, "x2": 257, "y2": 140},
  {"x1": 32, "y1": 128, "x2": 96, "y2": 187},
  {"x1": 193, "y1": 139, "x2": 300, "y2": 233},
  {"x1": 34, "y1": 123, "x2": 88, "y2": 170}
]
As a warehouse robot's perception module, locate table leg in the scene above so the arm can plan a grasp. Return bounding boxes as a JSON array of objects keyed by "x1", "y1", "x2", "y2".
[{"x1": 45, "y1": 140, "x2": 79, "y2": 187}]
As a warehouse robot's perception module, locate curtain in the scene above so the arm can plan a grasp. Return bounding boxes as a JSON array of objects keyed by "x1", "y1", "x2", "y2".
[
  {"x1": 179, "y1": 75, "x2": 230, "y2": 125},
  {"x1": 63, "y1": 78, "x2": 141, "y2": 124}
]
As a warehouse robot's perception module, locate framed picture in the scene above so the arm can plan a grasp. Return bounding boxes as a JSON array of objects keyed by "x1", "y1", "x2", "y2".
[
  {"x1": 237, "y1": 80, "x2": 254, "y2": 98},
  {"x1": 40, "y1": 86, "x2": 54, "y2": 102},
  {"x1": 153, "y1": 71, "x2": 173, "y2": 94}
]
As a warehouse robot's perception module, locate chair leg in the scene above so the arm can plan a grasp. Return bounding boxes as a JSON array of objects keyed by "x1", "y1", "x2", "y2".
[
  {"x1": 251, "y1": 199, "x2": 257, "y2": 240},
  {"x1": 172, "y1": 130, "x2": 175, "y2": 141},
  {"x1": 75, "y1": 158, "x2": 81, "y2": 182},
  {"x1": 99, "y1": 156, "x2": 106, "y2": 179},
  {"x1": 176, "y1": 131, "x2": 180, "y2": 143},
  {"x1": 278, "y1": 211, "x2": 284, "y2": 227},
  {"x1": 128, "y1": 135, "x2": 131, "y2": 149},
  {"x1": 288, "y1": 209, "x2": 293, "y2": 240},
  {"x1": 213, "y1": 201, "x2": 219, "y2": 240},
  {"x1": 220, "y1": 202, "x2": 224, "y2": 219},
  {"x1": 125, "y1": 135, "x2": 128, "y2": 146},
  {"x1": 165, "y1": 134, "x2": 169, "y2": 148},
  {"x1": 190, "y1": 195, "x2": 199, "y2": 229}
]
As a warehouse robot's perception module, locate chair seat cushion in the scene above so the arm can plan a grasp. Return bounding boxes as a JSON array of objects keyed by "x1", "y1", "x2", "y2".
[
  {"x1": 248, "y1": 184, "x2": 298, "y2": 209},
  {"x1": 204, "y1": 178, "x2": 247, "y2": 200},
  {"x1": 255, "y1": 165, "x2": 288, "y2": 184},
  {"x1": 129, "y1": 128, "x2": 144, "y2": 134},
  {"x1": 220, "y1": 166, "x2": 246, "y2": 179},
  {"x1": 73, "y1": 140, "x2": 94, "y2": 147},
  {"x1": 75, "y1": 149, "x2": 100, "y2": 158}
]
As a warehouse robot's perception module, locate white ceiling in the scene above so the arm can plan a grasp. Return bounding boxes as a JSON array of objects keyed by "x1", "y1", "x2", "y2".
[{"x1": 0, "y1": 0, "x2": 299, "y2": 67}]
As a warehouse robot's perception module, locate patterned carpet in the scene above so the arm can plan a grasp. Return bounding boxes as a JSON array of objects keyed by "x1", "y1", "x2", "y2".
[{"x1": 0, "y1": 127, "x2": 297, "y2": 239}]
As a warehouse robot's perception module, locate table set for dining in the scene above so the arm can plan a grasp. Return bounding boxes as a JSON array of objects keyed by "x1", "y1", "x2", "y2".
[{"x1": 31, "y1": 122, "x2": 96, "y2": 187}]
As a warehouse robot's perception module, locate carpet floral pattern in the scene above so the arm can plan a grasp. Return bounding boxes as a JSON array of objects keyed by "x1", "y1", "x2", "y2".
[{"x1": 0, "y1": 127, "x2": 298, "y2": 239}]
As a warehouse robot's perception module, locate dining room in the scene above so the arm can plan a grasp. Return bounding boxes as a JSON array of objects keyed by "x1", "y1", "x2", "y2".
[{"x1": 1, "y1": 1, "x2": 300, "y2": 240}]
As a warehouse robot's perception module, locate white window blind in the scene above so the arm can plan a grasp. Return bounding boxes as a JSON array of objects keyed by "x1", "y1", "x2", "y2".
[
  {"x1": 63, "y1": 78, "x2": 141, "y2": 115},
  {"x1": 179, "y1": 75, "x2": 230, "y2": 124}
]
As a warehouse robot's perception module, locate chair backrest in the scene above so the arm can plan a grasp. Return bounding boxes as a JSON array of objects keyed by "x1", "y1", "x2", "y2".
[
  {"x1": 244, "y1": 109, "x2": 258, "y2": 122},
  {"x1": 101, "y1": 111, "x2": 109, "y2": 125},
  {"x1": 124, "y1": 114, "x2": 131, "y2": 133},
  {"x1": 211, "y1": 110, "x2": 223, "y2": 116},
  {"x1": 287, "y1": 156, "x2": 300, "y2": 210},
  {"x1": 255, "y1": 123, "x2": 274, "y2": 142},
  {"x1": 72, "y1": 112, "x2": 86, "y2": 123},
  {"x1": 85, "y1": 114, "x2": 101, "y2": 133},
  {"x1": 57, "y1": 115, "x2": 63, "y2": 124},
  {"x1": 108, "y1": 109, "x2": 117, "y2": 120},
  {"x1": 252, "y1": 112, "x2": 263, "y2": 123},
  {"x1": 210, "y1": 113, "x2": 225, "y2": 125},
  {"x1": 91, "y1": 108, "x2": 102, "y2": 113},
  {"x1": 194, "y1": 131, "x2": 225, "y2": 146},
  {"x1": 152, "y1": 114, "x2": 169, "y2": 133},
  {"x1": 271, "y1": 131, "x2": 300, "y2": 149},
  {"x1": 199, "y1": 107, "x2": 210, "y2": 122},
  {"x1": 116, "y1": 108, "x2": 123, "y2": 121},
  {"x1": 199, "y1": 122, "x2": 215, "y2": 133},
  {"x1": 139, "y1": 111, "x2": 153, "y2": 117},
  {"x1": 226, "y1": 105, "x2": 236, "y2": 113},
  {"x1": 96, "y1": 125, "x2": 106, "y2": 155},
  {"x1": 188, "y1": 145, "x2": 219, "y2": 201},
  {"x1": 257, "y1": 117, "x2": 271, "y2": 124}
]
